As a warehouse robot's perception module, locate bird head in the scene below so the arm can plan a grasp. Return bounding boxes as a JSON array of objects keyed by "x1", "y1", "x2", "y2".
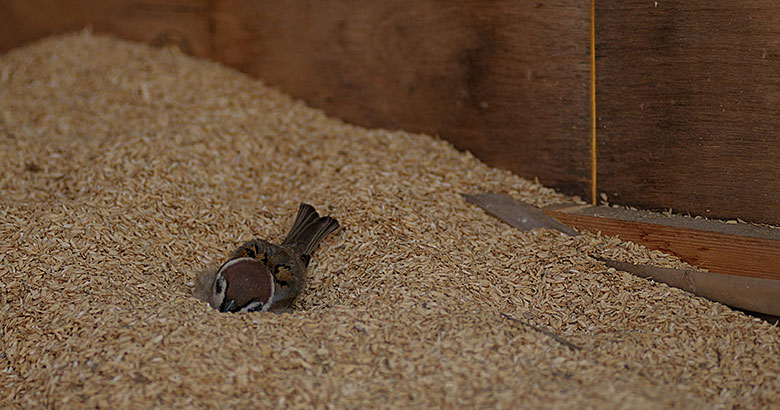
[{"x1": 198, "y1": 257, "x2": 275, "y2": 313}]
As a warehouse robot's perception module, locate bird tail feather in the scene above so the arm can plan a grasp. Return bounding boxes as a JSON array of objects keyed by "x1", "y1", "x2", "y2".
[{"x1": 283, "y1": 203, "x2": 339, "y2": 257}]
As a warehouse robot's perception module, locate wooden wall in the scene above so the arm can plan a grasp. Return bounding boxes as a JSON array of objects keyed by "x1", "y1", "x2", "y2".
[
  {"x1": 210, "y1": 1, "x2": 592, "y2": 196},
  {"x1": 595, "y1": 1, "x2": 780, "y2": 225},
  {"x1": 0, "y1": 1, "x2": 211, "y2": 56},
  {"x1": 1, "y1": 0, "x2": 778, "y2": 225}
]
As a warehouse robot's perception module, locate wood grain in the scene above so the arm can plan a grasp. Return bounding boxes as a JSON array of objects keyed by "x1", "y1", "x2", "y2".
[
  {"x1": 4, "y1": 0, "x2": 779, "y2": 226},
  {"x1": 465, "y1": 193, "x2": 780, "y2": 315},
  {"x1": 545, "y1": 207, "x2": 780, "y2": 280},
  {"x1": 600, "y1": 258, "x2": 780, "y2": 316},
  {"x1": 595, "y1": 1, "x2": 780, "y2": 225},
  {"x1": 0, "y1": 0, "x2": 211, "y2": 56},
  {"x1": 211, "y1": 0, "x2": 592, "y2": 195}
]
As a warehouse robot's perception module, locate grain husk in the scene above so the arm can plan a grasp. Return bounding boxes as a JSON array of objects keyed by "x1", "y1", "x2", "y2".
[{"x1": 1, "y1": 32, "x2": 779, "y2": 409}]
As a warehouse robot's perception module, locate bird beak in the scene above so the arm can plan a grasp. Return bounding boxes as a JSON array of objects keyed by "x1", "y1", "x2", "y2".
[{"x1": 219, "y1": 299, "x2": 236, "y2": 312}]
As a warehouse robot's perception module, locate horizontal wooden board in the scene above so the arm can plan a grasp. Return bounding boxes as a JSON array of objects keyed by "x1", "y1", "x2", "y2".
[
  {"x1": 210, "y1": 0, "x2": 592, "y2": 195},
  {"x1": 545, "y1": 206, "x2": 780, "y2": 280},
  {"x1": 465, "y1": 193, "x2": 780, "y2": 315},
  {"x1": 594, "y1": 1, "x2": 780, "y2": 225},
  {"x1": 600, "y1": 258, "x2": 780, "y2": 317}
]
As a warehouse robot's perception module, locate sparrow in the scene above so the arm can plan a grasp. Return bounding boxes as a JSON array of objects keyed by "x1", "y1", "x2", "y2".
[{"x1": 195, "y1": 203, "x2": 339, "y2": 313}]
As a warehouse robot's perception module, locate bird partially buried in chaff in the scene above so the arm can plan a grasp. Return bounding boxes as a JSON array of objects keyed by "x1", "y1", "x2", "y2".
[{"x1": 196, "y1": 203, "x2": 339, "y2": 313}]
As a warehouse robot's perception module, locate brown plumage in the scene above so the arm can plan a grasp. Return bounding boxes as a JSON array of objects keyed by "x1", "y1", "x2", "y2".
[{"x1": 195, "y1": 203, "x2": 339, "y2": 313}]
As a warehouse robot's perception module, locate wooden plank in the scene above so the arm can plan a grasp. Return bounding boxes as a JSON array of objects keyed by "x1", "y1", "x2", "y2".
[
  {"x1": 545, "y1": 205, "x2": 780, "y2": 280},
  {"x1": 595, "y1": 1, "x2": 780, "y2": 225},
  {"x1": 0, "y1": 0, "x2": 211, "y2": 57},
  {"x1": 211, "y1": 0, "x2": 592, "y2": 195},
  {"x1": 547, "y1": 204, "x2": 780, "y2": 241},
  {"x1": 465, "y1": 193, "x2": 780, "y2": 316},
  {"x1": 600, "y1": 258, "x2": 780, "y2": 317},
  {"x1": 461, "y1": 193, "x2": 580, "y2": 236}
]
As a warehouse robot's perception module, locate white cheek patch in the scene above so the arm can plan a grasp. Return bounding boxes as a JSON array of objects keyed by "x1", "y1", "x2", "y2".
[
  {"x1": 238, "y1": 300, "x2": 271, "y2": 313},
  {"x1": 217, "y1": 257, "x2": 253, "y2": 274}
]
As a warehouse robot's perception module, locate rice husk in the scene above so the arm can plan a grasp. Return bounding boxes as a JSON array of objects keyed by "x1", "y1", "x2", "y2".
[{"x1": 1, "y1": 32, "x2": 778, "y2": 409}]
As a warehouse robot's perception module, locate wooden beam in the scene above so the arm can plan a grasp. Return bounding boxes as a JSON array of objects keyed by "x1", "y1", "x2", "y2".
[
  {"x1": 544, "y1": 205, "x2": 780, "y2": 280},
  {"x1": 461, "y1": 194, "x2": 580, "y2": 236},
  {"x1": 599, "y1": 258, "x2": 780, "y2": 317},
  {"x1": 595, "y1": 0, "x2": 780, "y2": 225},
  {"x1": 465, "y1": 193, "x2": 780, "y2": 316}
]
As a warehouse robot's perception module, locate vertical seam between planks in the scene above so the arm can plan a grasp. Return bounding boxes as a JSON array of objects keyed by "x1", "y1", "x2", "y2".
[
  {"x1": 207, "y1": 0, "x2": 216, "y2": 56},
  {"x1": 590, "y1": 0, "x2": 598, "y2": 205}
]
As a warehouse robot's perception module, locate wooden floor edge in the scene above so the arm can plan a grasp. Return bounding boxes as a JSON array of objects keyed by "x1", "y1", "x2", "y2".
[{"x1": 544, "y1": 206, "x2": 780, "y2": 280}]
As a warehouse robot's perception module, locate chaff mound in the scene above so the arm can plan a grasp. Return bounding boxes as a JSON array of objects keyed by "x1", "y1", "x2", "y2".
[{"x1": 1, "y1": 33, "x2": 778, "y2": 409}]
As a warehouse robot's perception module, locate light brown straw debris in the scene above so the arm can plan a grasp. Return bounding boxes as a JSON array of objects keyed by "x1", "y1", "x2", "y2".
[{"x1": 1, "y1": 32, "x2": 778, "y2": 409}]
